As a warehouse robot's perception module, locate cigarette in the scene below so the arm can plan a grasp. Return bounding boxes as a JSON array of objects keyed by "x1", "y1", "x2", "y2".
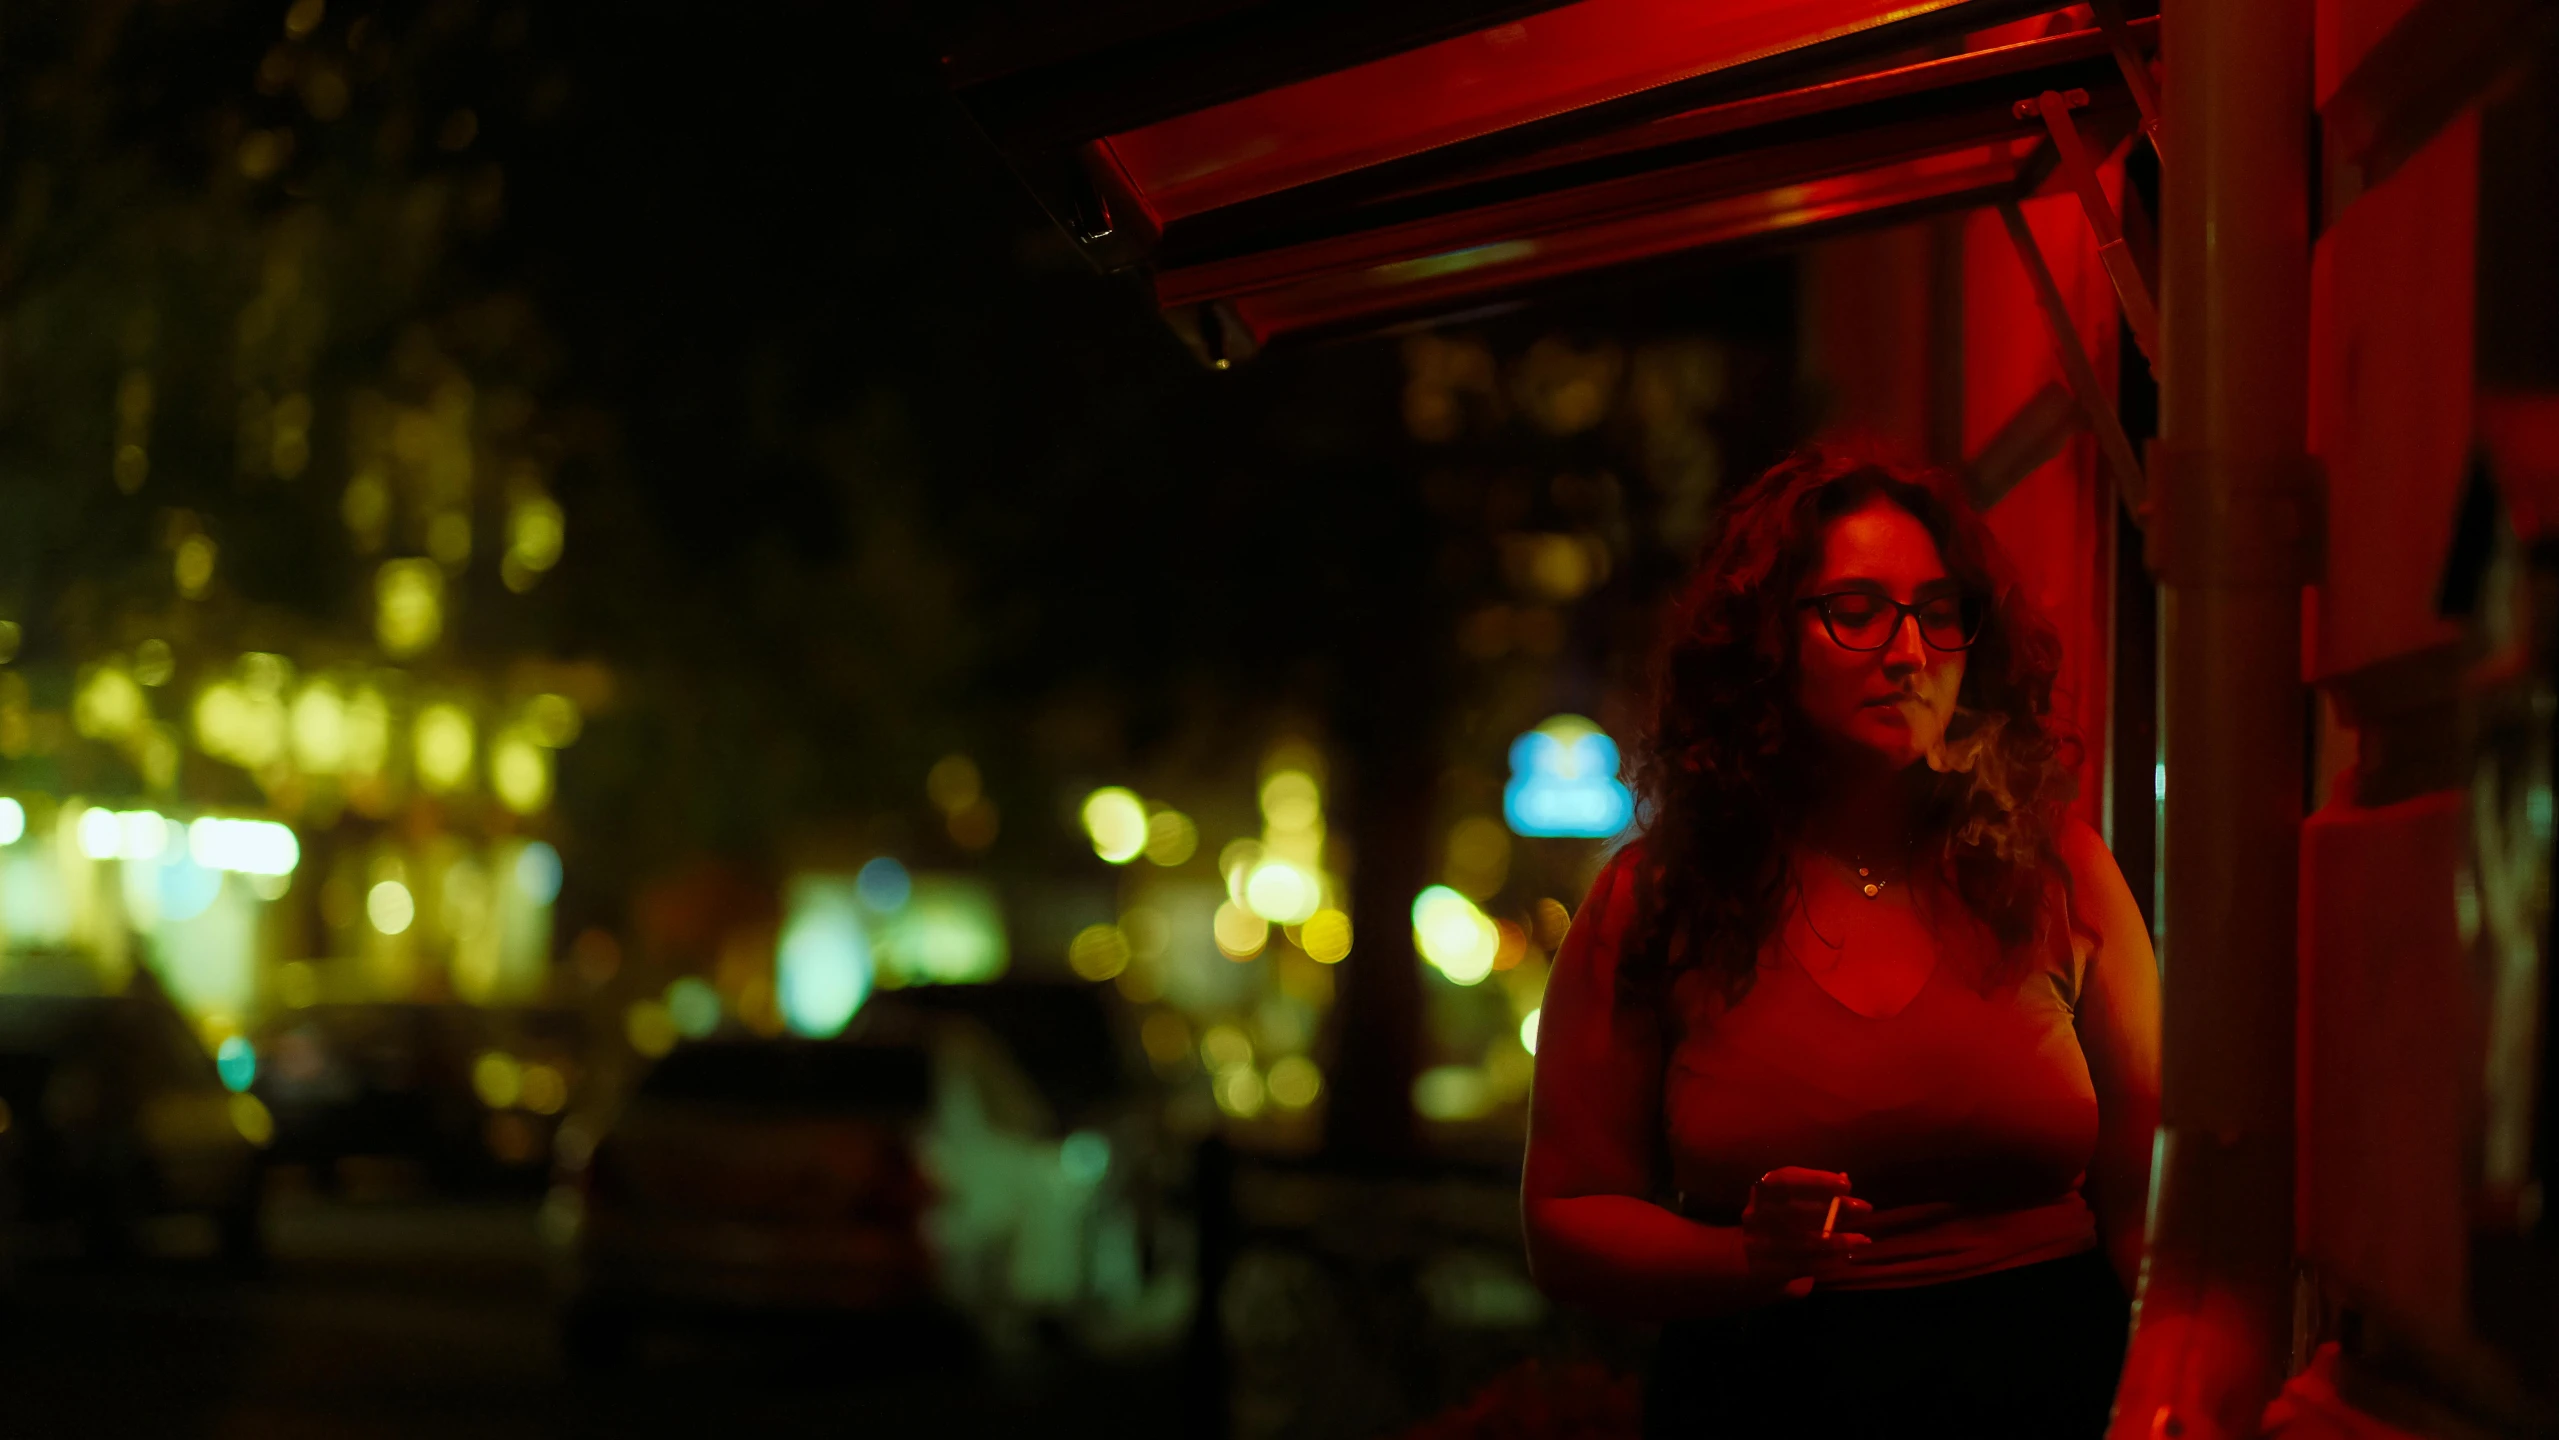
[{"x1": 1821, "y1": 1196, "x2": 1842, "y2": 1239}]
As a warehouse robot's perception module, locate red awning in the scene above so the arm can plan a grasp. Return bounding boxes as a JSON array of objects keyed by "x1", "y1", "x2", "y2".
[{"x1": 945, "y1": 0, "x2": 2150, "y2": 361}]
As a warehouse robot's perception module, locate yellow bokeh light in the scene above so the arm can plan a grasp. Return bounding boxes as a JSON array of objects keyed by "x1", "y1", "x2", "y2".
[
  {"x1": 508, "y1": 493, "x2": 565, "y2": 572},
  {"x1": 367, "y1": 879, "x2": 416, "y2": 935},
  {"x1": 74, "y1": 665, "x2": 148, "y2": 741},
  {"x1": 1267, "y1": 1056, "x2": 1323, "y2": 1109},
  {"x1": 193, "y1": 678, "x2": 288, "y2": 770},
  {"x1": 175, "y1": 534, "x2": 219, "y2": 598},
  {"x1": 1080, "y1": 787, "x2": 1148, "y2": 864},
  {"x1": 625, "y1": 1000, "x2": 678, "y2": 1058},
  {"x1": 1413, "y1": 886, "x2": 1499, "y2": 985},
  {"x1": 520, "y1": 1063, "x2": 568, "y2": 1115},
  {"x1": 376, "y1": 559, "x2": 444, "y2": 656},
  {"x1": 472, "y1": 1050, "x2": 524, "y2": 1109},
  {"x1": 1212, "y1": 901, "x2": 1268, "y2": 960},
  {"x1": 1301, "y1": 908, "x2": 1353, "y2": 964},
  {"x1": 344, "y1": 470, "x2": 391, "y2": 552},
  {"x1": 1067, "y1": 923, "x2": 1131, "y2": 982},
  {"x1": 1143, "y1": 808, "x2": 1198, "y2": 866},
  {"x1": 1520, "y1": 1008, "x2": 1542, "y2": 1056},
  {"x1": 133, "y1": 639, "x2": 174, "y2": 687},
  {"x1": 415, "y1": 703, "x2": 475, "y2": 793},
  {"x1": 491, "y1": 727, "x2": 551, "y2": 814},
  {"x1": 345, "y1": 685, "x2": 391, "y2": 778},
  {"x1": 1414, "y1": 1065, "x2": 1493, "y2": 1121},
  {"x1": 1200, "y1": 1023, "x2": 1254, "y2": 1071},
  {"x1": 926, "y1": 754, "x2": 982, "y2": 814},
  {"x1": 230, "y1": 1093, "x2": 276, "y2": 1147},
  {"x1": 526, "y1": 693, "x2": 582, "y2": 747},
  {"x1": 427, "y1": 510, "x2": 473, "y2": 568},
  {"x1": 1259, "y1": 769, "x2": 1321, "y2": 831},
  {"x1": 291, "y1": 680, "x2": 347, "y2": 773},
  {"x1": 1243, "y1": 860, "x2": 1322, "y2": 926},
  {"x1": 1219, "y1": 838, "x2": 1262, "y2": 905},
  {"x1": 1214, "y1": 1066, "x2": 1267, "y2": 1119}
]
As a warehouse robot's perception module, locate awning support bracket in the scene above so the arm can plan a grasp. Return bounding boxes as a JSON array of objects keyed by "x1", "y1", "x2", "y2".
[
  {"x1": 2016, "y1": 88, "x2": 2161, "y2": 368},
  {"x1": 1995, "y1": 198, "x2": 2150, "y2": 518},
  {"x1": 2089, "y1": 0, "x2": 2165, "y2": 163}
]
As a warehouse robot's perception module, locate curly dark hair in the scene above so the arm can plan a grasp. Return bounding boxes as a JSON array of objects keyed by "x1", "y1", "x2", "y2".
[{"x1": 1622, "y1": 445, "x2": 2079, "y2": 1005}]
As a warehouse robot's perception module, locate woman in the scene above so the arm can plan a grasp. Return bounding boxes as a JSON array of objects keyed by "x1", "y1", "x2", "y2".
[{"x1": 1522, "y1": 448, "x2": 2161, "y2": 1437}]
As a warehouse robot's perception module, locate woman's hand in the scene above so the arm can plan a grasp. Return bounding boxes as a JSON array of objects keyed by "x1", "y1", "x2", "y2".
[{"x1": 1741, "y1": 1167, "x2": 1872, "y2": 1299}]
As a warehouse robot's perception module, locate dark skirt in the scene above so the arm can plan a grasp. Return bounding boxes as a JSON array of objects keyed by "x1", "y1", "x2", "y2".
[{"x1": 1646, "y1": 1249, "x2": 2130, "y2": 1439}]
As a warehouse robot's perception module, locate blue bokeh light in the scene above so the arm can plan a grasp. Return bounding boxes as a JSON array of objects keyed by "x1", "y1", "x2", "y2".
[
  {"x1": 855, "y1": 856, "x2": 912, "y2": 913},
  {"x1": 215, "y1": 1035, "x2": 257, "y2": 1093},
  {"x1": 1503, "y1": 720, "x2": 1635, "y2": 839},
  {"x1": 516, "y1": 841, "x2": 563, "y2": 905},
  {"x1": 158, "y1": 855, "x2": 226, "y2": 924}
]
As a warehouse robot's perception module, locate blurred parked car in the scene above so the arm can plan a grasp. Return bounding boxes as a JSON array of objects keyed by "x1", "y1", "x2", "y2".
[
  {"x1": 0, "y1": 988, "x2": 267, "y2": 1269},
  {"x1": 548, "y1": 983, "x2": 1186, "y2": 1366},
  {"x1": 254, "y1": 1003, "x2": 585, "y2": 1192}
]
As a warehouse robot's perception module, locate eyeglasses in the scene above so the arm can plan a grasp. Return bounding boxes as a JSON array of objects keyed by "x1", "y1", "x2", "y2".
[{"x1": 1798, "y1": 591, "x2": 1983, "y2": 652}]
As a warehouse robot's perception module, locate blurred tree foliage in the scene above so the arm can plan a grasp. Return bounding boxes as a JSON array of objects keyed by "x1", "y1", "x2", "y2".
[{"x1": 0, "y1": 0, "x2": 1791, "y2": 944}]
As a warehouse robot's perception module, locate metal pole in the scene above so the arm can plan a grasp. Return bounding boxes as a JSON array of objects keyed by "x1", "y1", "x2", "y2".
[{"x1": 2108, "y1": 0, "x2": 2315, "y2": 1436}]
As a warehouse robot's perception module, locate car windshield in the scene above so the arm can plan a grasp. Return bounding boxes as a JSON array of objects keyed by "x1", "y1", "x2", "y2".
[{"x1": 637, "y1": 1042, "x2": 931, "y2": 1115}]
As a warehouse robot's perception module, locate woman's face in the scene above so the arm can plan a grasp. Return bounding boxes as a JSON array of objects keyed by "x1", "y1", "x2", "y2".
[{"x1": 1791, "y1": 496, "x2": 1968, "y2": 771}]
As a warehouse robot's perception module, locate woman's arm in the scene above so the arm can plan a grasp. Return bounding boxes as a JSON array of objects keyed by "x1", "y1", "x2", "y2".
[
  {"x1": 1522, "y1": 855, "x2": 1861, "y2": 1321},
  {"x1": 2061, "y1": 818, "x2": 2164, "y2": 1294}
]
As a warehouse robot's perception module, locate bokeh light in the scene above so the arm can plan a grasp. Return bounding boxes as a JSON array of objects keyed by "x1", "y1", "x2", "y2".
[
  {"x1": 229, "y1": 1093, "x2": 276, "y2": 1147},
  {"x1": 1504, "y1": 715, "x2": 1635, "y2": 838},
  {"x1": 1143, "y1": 808, "x2": 1199, "y2": 866},
  {"x1": 1212, "y1": 901, "x2": 1268, "y2": 959},
  {"x1": 1080, "y1": 787, "x2": 1148, "y2": 864},
  {"x1": 1067, "y1": 923, "x2": 1130, "y2": 982},
  {"x1": 1243, "y1": 859, "x2": 1321, "y2": 926},
  {"x1": 625, "y1": 1000, "x2": 679, "y2": 1058},
  {"x1": 1215, "y1": 1066, "x2": 1267, "y2": 1118},
  {"x1": 778, "y1": 878, "x2": 872, "y2": 1038},
  {"x1": 491, "y1": 728, "x2": 551, "y2": 813},
  {"x1": 519, "y1": 1063, "x2": 568, "y2": 1115},
  {"x1": 1267, "y1": 1055, "x2": 1323, "y2": 1109},
  {"x1": 1414, "y1": 1065, "x2": 1492, "y2": 1121},
  {"x1": 855, "y1": 856, "x2": 911, "y2": 912},
  {"x1": 473, "y1": 1050, "x2": 524, "y2": 1108},
  {"x1": 1520, "y1": 1008, "x2": 1542, "y2": 1056},
  {"x1": 1301, "y1": 907, "x2": 1352, "y2": 963},
  {"x1": 515, "y1": 842, "x2": 563, "y2": 904},
  {"x1": 926, "y1": 754, "x2": 982, "y2": 814},
  {"x1": 291, "y1": 680, "x2": 347, "y2": 772},
  {"x1": 1413, "y1": 885, "x2": 1498, "y2": 985},
  {"x1": 215, "y1": 1035, "x2": 257, "y2": 1093},
  {"x1": 1201, "y1": 1024, "x2": 1253, "y2": 1071},
  {"x1": 1259, "y1": 769, "x2": 1321, "y2": 831},
  {"x1": 375, "y1": 559, "x2": 444, "y2": 656},
  {"x1": 414, "y1": 703, "x2": 475, "y2": 793},
  {"x1": 0, "y1": 798, "x2": 22, "y2": 846},
  {"x1": 666, "y1": 976, "x2": 722, "y2": 1038},
  {"x1": 366, "y1": 879, "x2": 416, "y2": 935},
  {"x1": 1060, "y1": 1130, "x2": 1111, "y2": 1185}
]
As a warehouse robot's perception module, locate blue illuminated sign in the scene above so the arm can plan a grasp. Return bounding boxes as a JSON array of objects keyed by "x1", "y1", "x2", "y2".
[{"x1": 1503, "y1": 717, "x2": 1635, "y2": 838}]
